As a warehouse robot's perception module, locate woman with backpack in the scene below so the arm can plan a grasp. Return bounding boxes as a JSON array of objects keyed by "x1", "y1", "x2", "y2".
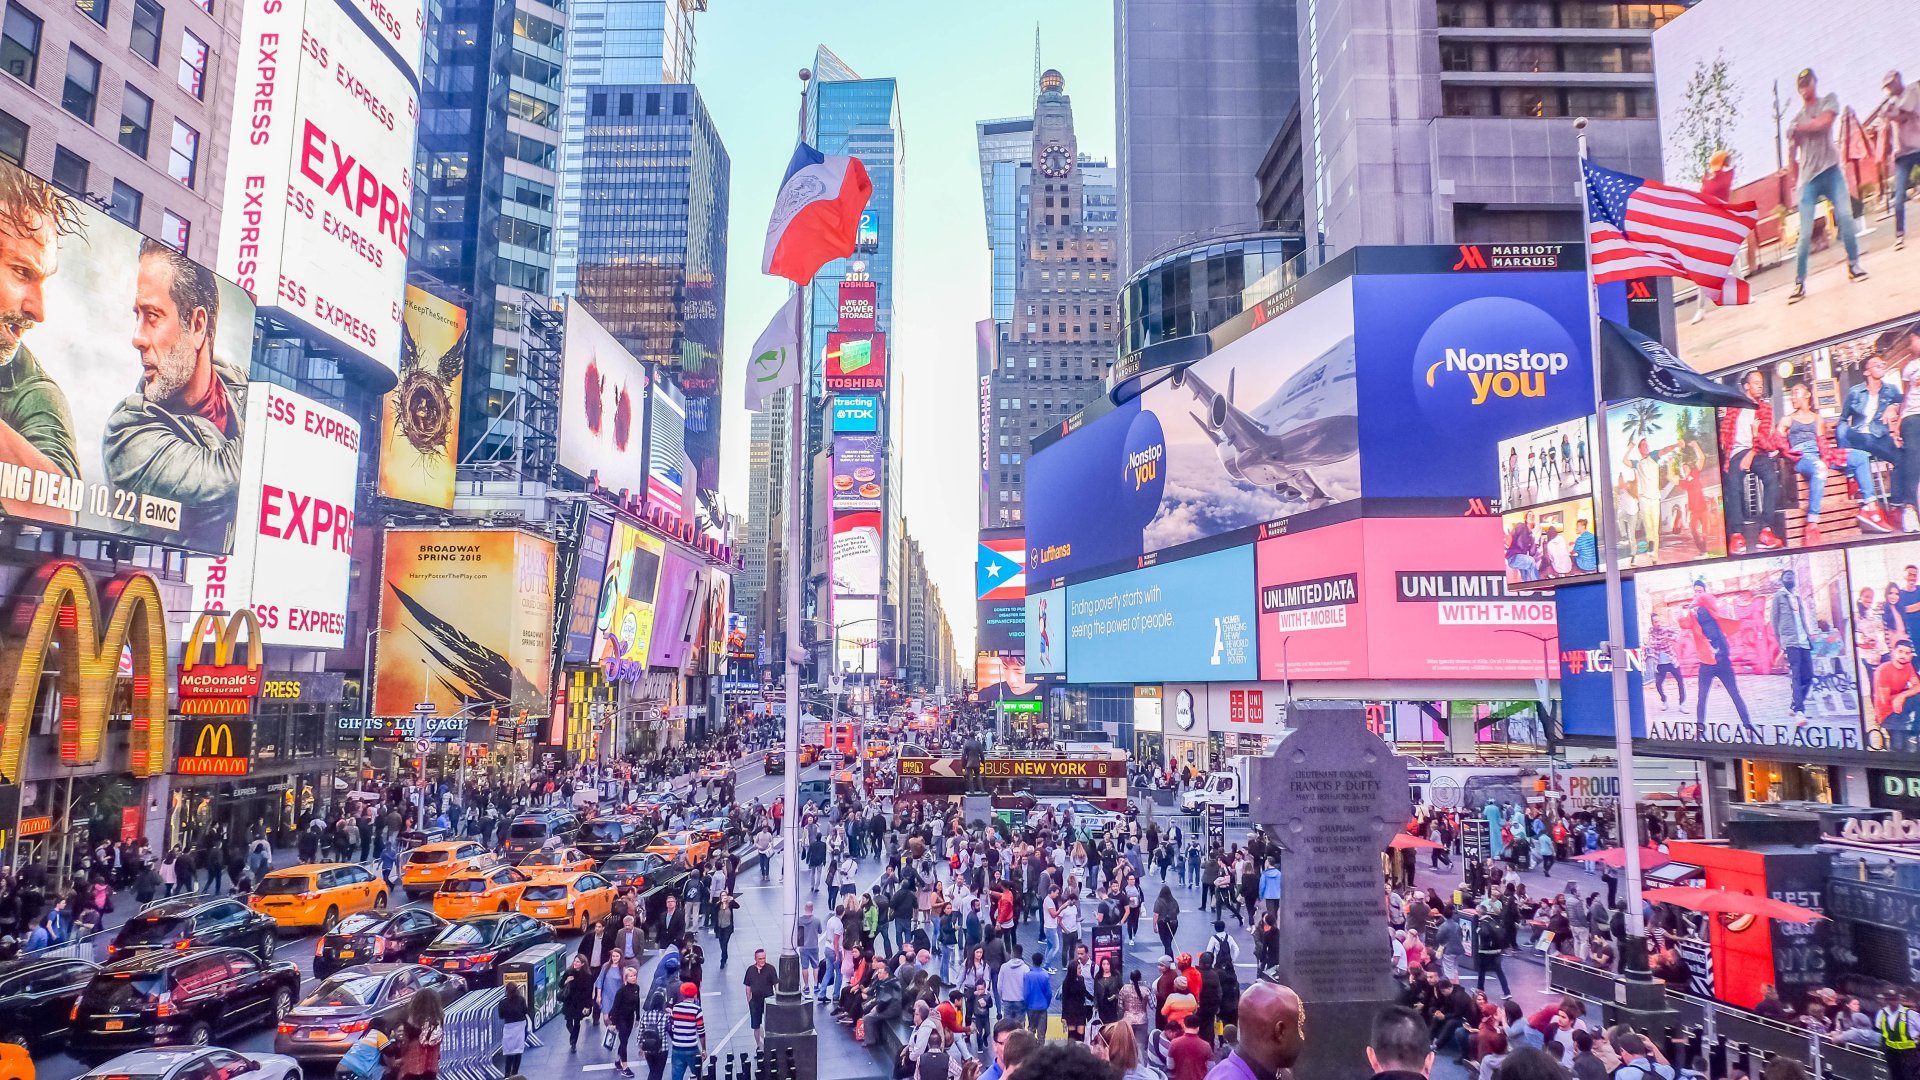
[
  {"x1": 637, "y1": 989, "x2": 671, "y2": 1080},
  {"x1": 394, "y1": 987, "x2": 444, "y2": 1080}
]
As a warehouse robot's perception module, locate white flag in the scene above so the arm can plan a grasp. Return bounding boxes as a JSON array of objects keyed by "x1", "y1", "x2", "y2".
[{"x1": 745, "y1": 292, "x2": 803, "y2": 413}]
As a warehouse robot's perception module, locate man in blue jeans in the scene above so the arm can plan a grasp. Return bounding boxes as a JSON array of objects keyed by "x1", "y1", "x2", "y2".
[
  {"x1": 1789, "y1": 67, "x2": 1867, "y2": 303},
  {"x1": 668, "y1": 981, "x2": 706, "y2": 1080},
  {"x1": 1884, "y1": 71, "x2": 1920, "y2": 249}
]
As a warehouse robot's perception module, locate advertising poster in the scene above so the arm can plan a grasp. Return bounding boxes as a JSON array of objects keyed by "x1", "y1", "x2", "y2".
[
  {"x1": 1634, "y1": 552, "x2": 1862, "y2": 749},
  {"x1": 375, "y1": 530, "x2": 554, "y2": 715},
  {"x1": 832, "y1": 394, "x2": 880, "y2": 433},
  {"x1": 0, "y1": 159, "x2": 255, "y2": 552},
  {"x1": 593, "y1": 521, "x2": 664, "y2": 675},
  {"x1": 1654, "y1": 0, "x2": 1920, "y2": 370},
  {"x1": 185, "y1": 384, "x2": 359, "y2": 648},
  {"x1": 1555, "y1": 585, "x2": 1651, "y2": 739},
  {"x1": 1501, "y1": 497, "x2": 1599, "y2": 585},
  {"x1": 974, "y1": 651, "x2": 1035, "y2": 698},
  {"x1": 1065, "y1": 546, "x2": 1258, "y2": 684},
  {"x1": 1843, "y1": 539, "x2": 1920, "y2": 753},
  {"x1": 1497, "y1": 416, "x2": 1593, "y2": 511},
  {"x1": 646, "y1": 380, "x2": 694, "y2": 515},
  {"x1": 561, "y1": 515, "x2": 613, "y2": 663},
  {"x1": 216, "y1": 0, "x2": 419, "y2": 374},
  {"x1": 832, "y1": 510, "x2": 883, "y2": 597},
  {"x1": 1024, "y1": 586, "x2": 1065, "y2": 676},
  {"x1": 1353, "y1": 270, "x2": 1594, "y2": 500},
  {"x1": 831, "y1": 434, "x2": 884, "y2": 511},
  {"x1": 379, "y1": 286, "x2": 466, "y2": 508},
  {"x1": 1255, "y1": 519, "x2": 1369, "y2": 679},
  {"x1": 645, "y1": 552, "x2": 702, "y2": 672},
  {"x1": 838, "y1": 279, "x2": 877, "y2": 332},
  {"x1": 835, "y1": 598, "x2": 881, "y2": 675},
  {"x1": 825, "y1": 332, "x2": 888, "y2": 392},
  {"x1": 558, "y1": 304, "x2": 647, "y2": 491},
  {"x1": 977, "y1": 531, "x2": 1025, "y2": 654},
  {"x1": 1604, "y1": 399, "x2": 1725, "y2": 567}
]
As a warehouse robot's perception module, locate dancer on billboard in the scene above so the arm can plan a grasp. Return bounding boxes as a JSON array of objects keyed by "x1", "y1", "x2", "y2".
[
  {"x1": 1787, "y1": 68, "x2": 1867, "y2": 303},
  {"x1": 1767, "y1": 567, "x2": 1815, "y2": 723},
  {"x1": 1720, "y1": 369, "x2": 1785, "y2": 554},
  {"x1": 1885, "y1": 71, "x2": 1920, "y2": 249},
  {"x1": 1779, "y1": 382, "x2": 1886, "y2": 544},
  {"x1": 1836, "y1": 355, "x2": 1903, "y2": 532},
  {"x1": 1680, "y1": 577, "x2": 1758, "y2": 737},
  {"x1": 1872, "y1": 640, "x2": 1920, "y2": 752}
]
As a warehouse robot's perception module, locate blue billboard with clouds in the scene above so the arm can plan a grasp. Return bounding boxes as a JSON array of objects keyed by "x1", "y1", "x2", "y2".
[{"x1": 1064, "y1": 546, "x2": 1259, "y2": 684}]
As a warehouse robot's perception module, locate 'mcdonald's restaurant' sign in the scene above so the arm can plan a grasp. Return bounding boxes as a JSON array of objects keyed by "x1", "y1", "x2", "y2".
[{"x1": 177, "y1": 610, "x2": 264, "y2": 715}]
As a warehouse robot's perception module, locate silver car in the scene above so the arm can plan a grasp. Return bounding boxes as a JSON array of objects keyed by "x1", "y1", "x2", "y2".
[{"x1": 79, "y1": 1046, "x2": 303, "y2": 1080}]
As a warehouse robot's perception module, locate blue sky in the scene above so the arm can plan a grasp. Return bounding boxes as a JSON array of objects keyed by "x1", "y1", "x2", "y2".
[{"x1": 700, "y1": 0, "x2": 1116, "y2": 658}]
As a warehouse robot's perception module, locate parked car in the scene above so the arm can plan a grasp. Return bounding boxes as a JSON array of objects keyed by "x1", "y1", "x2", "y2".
[
  {"x1": 0, "y1": 955, "x2": 98, "y2": 1050},
  {"x1": 273, "y1": 964, "x2": 466, "y2": 1065},
  {"x1": 75, "y1": 1046, "x2": 302, "y2": 1080},
  {"x1": 69, "y1": 949, "x2": 301, "y2": 1061},
  {"x1": 107, "y1": 898, "x2": 276, "y2": 962},
  {"x1": 416, "y1": 914, "x2": 553, "y2": 986},
  {"x1": 400, "y1": 841, "x2": 499, "y2": 898},
  {"x1": 575, "y1": 816, "x2": 652, "y2": 860},
  {"x1": 313, "y1": 908, "x2": 450, "y2": 979},
  {"x1": 249, "y1": 863, "x2": 390, "y2": 930}
]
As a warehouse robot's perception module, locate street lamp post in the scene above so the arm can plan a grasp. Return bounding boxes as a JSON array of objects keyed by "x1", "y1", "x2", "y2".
[{"x1": 1495, "y1": 627, "x2": 1558, "y2": 744}]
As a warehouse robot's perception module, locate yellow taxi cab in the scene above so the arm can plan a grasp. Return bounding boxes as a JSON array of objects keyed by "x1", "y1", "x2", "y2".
[
  {"x1": 798, "y1": 744, "x2": 820, "y2": 766},
  {"x1": 516, "y1": 870, "x2": 617, "y2": 930},
  {"x1": 516, "y1": 845, "x2": 595, "y2": 874},
  {"x1": 0, "y1": 1040, "x2": 30, "y2": 1080},
  {"x1": 642, "y1": 830, "x2": 712, "y2": 866},
  {"x1": 249, "y1": 862, "x2": 390, "y2": 929},
  {"x1": 401, "y1": 840, "x2": 498, "y2": 897},
  {"x1": 431, "y1": 864, "x2": 533, "y2": 920},
  {"x1": 865, "y1": 740, "x2": 892, "y2": 760}
]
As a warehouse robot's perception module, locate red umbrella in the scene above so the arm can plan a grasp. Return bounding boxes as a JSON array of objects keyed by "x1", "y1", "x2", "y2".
[
  {"x1": 1388, "y1": 833, "x2": 1445, "y2": 850},
  {"x1": 1644, "y1": 886, "x2": 1824, "y2": 924},
  {"x1": 1572, "y1": 846, "x2": 1671, "y2": 870}
]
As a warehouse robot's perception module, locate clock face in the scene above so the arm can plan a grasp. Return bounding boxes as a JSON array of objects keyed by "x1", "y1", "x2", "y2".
[{"x1": 1040, "y1": 143, "x2": 1072, "y2": 178}]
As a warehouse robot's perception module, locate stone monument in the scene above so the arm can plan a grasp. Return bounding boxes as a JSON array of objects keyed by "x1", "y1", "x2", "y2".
[{"x1": 1251, "y1": 700, "x2": 1410, "y2": 1080}]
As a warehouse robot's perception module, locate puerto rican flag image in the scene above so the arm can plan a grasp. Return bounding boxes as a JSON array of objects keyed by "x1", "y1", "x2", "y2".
[
  {"x1": 977, "y1": 538, "x2": 1025, "y2": 601},
  {"x1": 763, "y1": 142, "x2": 873, "y2": 285}
]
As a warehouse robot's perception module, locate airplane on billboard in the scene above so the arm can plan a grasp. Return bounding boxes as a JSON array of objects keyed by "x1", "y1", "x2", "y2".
[{"x1": 1170, "y1": 339, "x2": 1359, "y2": 506}]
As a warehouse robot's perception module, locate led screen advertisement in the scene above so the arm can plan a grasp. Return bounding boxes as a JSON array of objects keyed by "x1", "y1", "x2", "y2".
[
  {"x1": 1843, "y1": 539, "x2": 1920, "y2": 754},
  {"x1": 562, "y1": 515, "x2": 613, "y2": 663},
  {"x1": 379, "y1": 286, "x2": 465, "y2": 508},
  {"x1": 838, "y1": 279, "x2": 877, "y2": 332},
  {"x1": 374, "y1": 530, "x2": 554, "y2": 716},
  {"x1": 1024, "y1": 586, "x2": 1065, "y2": 677},
  {"x1": 1498, "y1": 416, "x2": 1593, "y2": 512},
  {"x1": 645, "y1": 551, "x2": 701, "y2": 672},
  {"x1": 1501, "y1": 497, "x2": 1598, "y2": 585},
  {"x1": 594, "y1": 521, "x2": 665, "y2": 677},
  {"x1": 1065, "y1": 546, "x2": 1258, "y2": 685},
  {"x1": 185, "y1": 384, "x2": 359, "y2": 648},
  {"x1": 825, "y1": 333, "x2": 888, "y2": 392},
  {"x1": 0, "y1": 159, "x2": 256, "y2": 553},
  {"x1": 835, "y1": 598, "x2": 881, "y2": 675},
  {"x1": 558, "y1": 304, "x2": 646, "y2": 491},
  {"x1": 832, "y1": 510, "x2": 883, "y2": 597},
  {"x1": 832, "y1": 394, "x2": 880, "y2": 433},
  {"x1": 974, "y1": 651, "x2": 1035, "y2": 699},
  {"x1": 1633, "y1": 551, "x2": 1862, "y2": 749},
  {"x1": 217, "y1": 0, "x2": 419, "y2": 376},
  {"x1": 831, "y1": 434, "x2": 883, "y2": 512},
  {"x1": 1605, "y1": 399, "x2": 1726, "y2": 566},
  {"x1": 646, "y1": 380, "x2": 694, "y2": 515},
  {"x1": 1654, "y1": 0, "x2": 1920, "y2": 372},
  {"x1": 977, "y1": 531, "x2": 1025, "y2": 654}
]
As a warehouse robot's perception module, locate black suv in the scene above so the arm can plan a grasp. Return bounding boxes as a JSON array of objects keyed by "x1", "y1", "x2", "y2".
[
  {"x1": 0, "y1": 954, "x2": 99, "y2": 1049},
  {"x1": 108, "y1": 897, "x2": 278, "y2": 962},
  {"x1": 500, "y1": 809, "x2": 580, "y2": 859},
  {"x1": 575, "y1": 816, "x2": 652, "y2": 860},
  {"x1": 69, "y1": 948, "x2": 302, "y2": 1061}
]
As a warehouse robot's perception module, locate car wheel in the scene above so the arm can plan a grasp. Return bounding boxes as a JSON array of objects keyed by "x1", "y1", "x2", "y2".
[
  {"x1": 272, "y1": 987, "x2": 293, "y2": 1021},
  {"x1": 323, "y1": 906, "x2": 341, "y2": 930},
  {"x1": 374, "y1": 891, "x2": 389, "y2": 913},
  {"x1": 187, "y1": 1022, "x2": 212, "y2": 1046},
  {"x1": 498, "y1": 902, "x2": 509, "y2": 912},
  {"x1": 260, "y1": 929, "x2": 276, "y2": 958},
  {"x1": 0, "y1": 1031, "x2": 27, "y2": 1050}
]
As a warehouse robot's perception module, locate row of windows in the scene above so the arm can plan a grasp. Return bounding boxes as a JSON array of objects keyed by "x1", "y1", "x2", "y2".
[
  {"x1": 1438, "y1": 42, "x2": 1651, "y2": 75},
  {"x1": 1441, "y1": 86, "x2": 1655, "y2": 119},
  {"x1": 587, "y1": 88, "x2": 691, "y2": 118},
  {"x1": 5, "y1": 0, "x2": 204, "y2": 98},
  {"x1": 0, "y1": 109, "x2": 192, "y2": 243},
  {"x1": 1434, "y1": 1, "x2": 1687, "y2": 30}
]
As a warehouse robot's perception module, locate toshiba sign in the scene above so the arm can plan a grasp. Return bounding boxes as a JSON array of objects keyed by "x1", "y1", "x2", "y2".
[
  {"x1": 186, "y1": 384, "x2": 361, "y2": 648},
  {"x1": 217, "y1": 0, "x2": 420, "y2": 379}
]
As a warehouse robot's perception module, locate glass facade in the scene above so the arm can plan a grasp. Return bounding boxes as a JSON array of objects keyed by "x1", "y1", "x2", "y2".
[{"x1": 1117, "y1": 233, "x2": 1307, "y2": 362}]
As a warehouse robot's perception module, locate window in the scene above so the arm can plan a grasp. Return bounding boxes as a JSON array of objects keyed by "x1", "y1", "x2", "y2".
[
  {"x1": 176, "y1": 28, "x2": 206, "y2": 96},
  {"x1": 108, "y1": 179, "x2": 139, "y2": 224},
  {"x1": 167, "y1": 119, "x2": 197, "y2": 185},
  {"x1": 75, "y1": 0, "x2": 105, "y2": 25},
  {"x1": 62, "y1": 47, "x2": 98, "y2": 121},
  {"x1": 589, "y1": 91, "x2": 604, "y2": 115},
  {"x1": 49, "y1": 146, "x2": 86, "y2": 193},
  {"x1": 160, "y1": 209, "x2": 188, "y2": 252},
  {"x1": 128, "y1": 0, "x2": 160, "y2": 63},
  {"x1": 2, "y1": 2, "x2": 40, "y2": 83},
  {"x1": 0, "y1": 109, "x2": 24, "y2": 164},
  {"x1": 118, "y1": 84, "x2": 150, "y2": 154}
]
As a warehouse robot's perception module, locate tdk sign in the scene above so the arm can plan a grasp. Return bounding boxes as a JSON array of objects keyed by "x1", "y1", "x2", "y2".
[{"x1": 833, "y1": 395, "x2": 881, "y2": 433}]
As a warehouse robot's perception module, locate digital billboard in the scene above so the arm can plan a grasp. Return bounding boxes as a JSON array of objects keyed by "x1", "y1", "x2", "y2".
[
  {"x1": 646, "y1": 379, "x2": 694, "y2": 515},
  {"x1": 832, "y1": 510, "x2": 883, "y2": 597},
  {"x1": 217, "y1": 0, "x2": 419, "y2": 375},
  {"x1": 1498, "y1": 416, "x2": 1592, "y2": 512},
  {"x1": 1605, "y1": 399, "x2": 1725, "y2": 566},
  {"x1": 1654, "y1": 0, "x2": 1920, "y2": 372},
  {"x1": 593, "y1": 521, "x2": 664, "y2": 678},
  {"x1": 974, "y1": 651, "x2": 1034, "y2": 699},
  {"x1": 1843, "y1": 539, "x2": 1920, "y2": 753},
  {"x1": 1555, "y1": 581, "x2": 1644, "y2": 739},
  {"x1": 831, "y1": 434, "x2": 883, "y2": 512},
  {"x1": 835, "y1": 598, "x2": 881, "y2": 675},
  {"x1": 562, "y1": 515, "x2": 613, "y2": 663},
  {"x1": 1353, "y1": 270, "x2": 1594, "y2": 500},
  {"x1": 185, "y1": 384, "x2": 359, "y2": 648},
  {"x1": 1633, "y1": 551, "x2": 1862, "y2": 749},
  {"x1": 374, "y1": 530, "x2": 554, "y2": 716},
  {"x1": 1024, "y1": 586, "x2": 1065, "y2": 677},
  {"x1": 558, "y1": 304, "x2": 647, "y2": 491},
  {"x1": 379, "y1": 286, "x2": 465, "y2": 508},
  {"x1": 825, "y1": 332, "x2": 887, "y2": 392},
  {"x1": 645, "y1": 551, "x2": 702, "y2": 672},
  {"x1": 832, "y1": 394, "x2": 880, "y2": 433},
  {"x1": 1256, "y1": 516, "x2": 1558, "y2": 681},
  {"x1": 0, "y1": 160, "x2": 256, "y2": 553},
  {"x1": 1065, "y1": 546, "x2": 1258, "y2": 684},
  {"x1": 977, "y1": 531, "x2": 1025, "y2": 654},
  {"x1": 838, "y1": 279, "x2": 877, "y2": 332},
  {"x1": 1501, "y1": 497, "x2": 1598, "y2": 585}
]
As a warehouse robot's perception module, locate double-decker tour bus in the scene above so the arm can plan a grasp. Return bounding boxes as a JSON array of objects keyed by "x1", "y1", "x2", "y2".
[{"x1": 894, "y1": 747, "x2": 1130, "y2": 815}]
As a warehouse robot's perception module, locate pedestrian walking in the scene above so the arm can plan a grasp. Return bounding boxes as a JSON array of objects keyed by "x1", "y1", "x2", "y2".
[{"x1": 745, "y1": 948, "x2": 779, "y2": 1048}]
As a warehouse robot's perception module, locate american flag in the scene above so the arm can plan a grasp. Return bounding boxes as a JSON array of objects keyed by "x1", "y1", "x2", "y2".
[
  {"x1": 646, "y1": 383, "x2": 693, "y2": 514},
  {"x1": 1583, "y1": 160, "x2": 1757, "y2": 305}
]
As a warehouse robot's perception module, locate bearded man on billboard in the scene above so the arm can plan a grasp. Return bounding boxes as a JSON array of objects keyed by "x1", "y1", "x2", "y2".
[{"x1": 0, "y1": 166, "x2": 82, "y2": 504}]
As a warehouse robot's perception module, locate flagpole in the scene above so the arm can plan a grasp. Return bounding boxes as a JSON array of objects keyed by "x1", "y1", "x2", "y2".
[
  {"x1": 1577, "y1": 116, "x2": 1653, "y2": 972},
  {"x1": 780, "y1": 68, "x2": 811, "y2": 965}
]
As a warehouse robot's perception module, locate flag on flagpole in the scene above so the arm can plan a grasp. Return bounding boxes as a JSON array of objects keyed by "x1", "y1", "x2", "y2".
[
  {"x1": 744, "y1": 292, "x2": 803, "y2": 413},
  {"x1": 763, "y1": 142, "x2": 873, "y2": 285},
  {"x1": 1583, "y1": 160, "x2": 1757, "y2": 306},
  {"x1": 1599, "y1": 318, "x2": 1754, "y2": 409}
]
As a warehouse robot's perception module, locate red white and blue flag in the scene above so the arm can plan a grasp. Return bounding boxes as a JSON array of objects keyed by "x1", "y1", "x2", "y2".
[
  {"x1": 1583, "y1": 160, "x2": 1756, "y2": 306},
  {"x1": 763, "y1": 142, "x2": 873, "y2": 285},
  {"x1": 976, "y1": 537, "x2": 1025, "y2": 601}
]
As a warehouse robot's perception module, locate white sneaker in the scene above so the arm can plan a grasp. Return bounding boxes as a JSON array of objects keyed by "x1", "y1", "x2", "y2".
[{"x1": 1905, "y1": 507, "x2": 1920, "y2": 533}]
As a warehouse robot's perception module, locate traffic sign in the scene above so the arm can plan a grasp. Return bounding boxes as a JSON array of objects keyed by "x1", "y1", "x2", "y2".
[{"x1": 413, "y1": 702, "x2": 436, "y2": 714}]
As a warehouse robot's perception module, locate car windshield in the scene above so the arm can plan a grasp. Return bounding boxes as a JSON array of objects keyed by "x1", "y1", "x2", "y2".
[
  {"x1": 436, "y1": 924, "x2": 489, "y2": 947},
  {"x1": 578, "y1": 822, "x2": 627, "y2": 842},
  {"x1": 439, "y1": 878, "x2": 488, "y2": 894},
  {"x1": 522, "y1": 885, "x2": 570, "y2": 901},
  {"x1": 255, "y1": 876, "x2": 313, "y2": 896},
  {"x1": 80, "y1": 971, "x2": 168, "y2": 1010},
  {"x1": 334, "y1": 913, "x2": 382, "y2": 934},
  {"x1": 407, "y1": 850, "x2": 450, "y2": 864},
  {"x1": 507, "y1": 822, "x2": 549, "y2": 840},
  {"x1": 306, "y1": 973, "x2": 387, "y2": 1007},
  {"x1": 114, "y1": 916, "x2": 185, "y2": 945}
]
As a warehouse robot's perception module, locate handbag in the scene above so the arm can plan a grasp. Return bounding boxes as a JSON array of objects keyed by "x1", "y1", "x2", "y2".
[{"x1": 603, "y1": 1026, "x2": 617, "y2": 1051}]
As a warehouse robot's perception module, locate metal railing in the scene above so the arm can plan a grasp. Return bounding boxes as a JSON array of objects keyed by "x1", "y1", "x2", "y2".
[{"x1": 441, "y1": 986, "x2": 506, "y2": 1080}]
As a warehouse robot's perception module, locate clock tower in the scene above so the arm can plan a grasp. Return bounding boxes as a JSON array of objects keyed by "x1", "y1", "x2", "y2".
[{"x1": 1029, "y1": 68, "x2": 1082, "y2": 258}]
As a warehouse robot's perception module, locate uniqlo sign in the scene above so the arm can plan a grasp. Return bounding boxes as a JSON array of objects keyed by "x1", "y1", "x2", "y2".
[{"x1": 1228, "y1": 689, "x2": 1264, "y2": 723}]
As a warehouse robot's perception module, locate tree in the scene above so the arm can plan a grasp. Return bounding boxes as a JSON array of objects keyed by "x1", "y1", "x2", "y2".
[
  {"x1": 1668, "y1": 53, "x2": 1742, "y2": 187},
  {"x1": 1618, "y1": 400, "x2": 1666, "y2": 446}
]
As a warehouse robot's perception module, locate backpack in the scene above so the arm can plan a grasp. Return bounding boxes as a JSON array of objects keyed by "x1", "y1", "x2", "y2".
[{"x1": 639, "y1": 1019, "x2": 664, "y2": 1055}]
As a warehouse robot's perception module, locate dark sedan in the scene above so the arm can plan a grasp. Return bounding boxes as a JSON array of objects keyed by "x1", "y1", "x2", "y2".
[
  {"x1": 0, "y1": 955, "x2": 98, "y2": 1049},
  {"x1": 314, "y1": 908, "x2": 450, "y2": 978},
  {"x1": 416, "y1": 913, "x2": 553, "y2": 986},
  {"x1": 575, "y1": 816, "x2": 654, "y2": 860},
  {"x1": 597, "y1": 852, "x2": 684, "y2": 893},
  {"x1": 70, "y1": 948, "x2": 301, "y2": 1062},
  {"x1": 273, "y1": 964, "x2": 467, "y2": 1064}
]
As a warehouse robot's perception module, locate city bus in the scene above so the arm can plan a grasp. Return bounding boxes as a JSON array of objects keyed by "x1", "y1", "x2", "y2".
[{"x1": 894, "y1": 747, "x2": 1131, "y2": 815}]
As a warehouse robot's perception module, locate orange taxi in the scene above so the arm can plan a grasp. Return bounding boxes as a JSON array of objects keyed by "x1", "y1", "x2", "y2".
[
  {"x1": 401, "y1": 841, "x2": 498, "y2": 897},
  {"x1": 431, "y1": 863, "x2": 533, "y2": 920},
  {"x1": 865, "y1": 740, "x2": 892, "y2": 760},
  {"x1": 798, "y1": 744, "x2": 820, "y2": 766},
  {"x1": 643, "y1": 830, "x2": 712, "y2": 866},
  {"x1": 516, "y1": 845, "x2": 595, "y2": 874},
  {"x1": 516, "y1": 870, "x2": 617, "y2": 930},
  {"x1": 248, "y1": 862, "x2": 390, "y2": 929}
]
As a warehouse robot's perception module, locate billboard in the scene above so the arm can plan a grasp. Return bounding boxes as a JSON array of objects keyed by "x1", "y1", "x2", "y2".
[
  {"x1": 558, "y1": 304, "x2": 646, "y2": 491},
  {"x1": 825, "y1": 332, "x2": 888, "y2": 392},
  {"x1": 374, "y1": 530, "x2": 555, "y2": 716},
  {"x1": 1498, "y1": 416, "x2": 1593, "y2": 512},
  {"x1": 831, "y1": 434, "x2": 884, "y2": 511},
  {"x1": 832, "y1": 510, "x2": 883, "y2": 597},
  {"x1": 185, "y1": 384, "x2": 359, "y2": 648},
  {"x1": 837, "y1": 279, "x2": 877, "y2": 332},
  {"x1": 1065, "y1": 546, "x2": 1258, "y2": 684},
  {"x1": 0, "y1": 159, "x2": 255, "y2": 553},
  {"x1": 832, "y1": 394, "x2": 880, "y2": 433},
  {"x1": 1654, "y1": 0, "x2": 1920, "y2": 372},
  {"x1": 1501, "y1": 497, "x2": 1599, "y2": 584},
  {"x1": 646, "y1": 379, "x2": 693, "y2": 515},
  {"x1": 977, "y1": 531, "x2": 1025, "y2": 654},
  {"x1": 379, "y1": 286, "x2": 465, "y2": 508},
  {"x1": 644, "y1": 551, "x2": 702, "y2": 672},
  {"x1": 1605, "y1": 399, "x2": 1725, "y2": 566},
  {"x1": 217, "y1": 0, "x2": 419, "y2": 375},
  {"x1": 974, "y1": 651, "x2": 1034, "y2": 698},
  {"x1": 1025, "y1": 586, "x2": 1065, "y2": 677},
  {"x1": 593, "y1": 521, "x2": 664, "y2": 678},
  {"x1": 1353, "y1": 270, "x2": 1594, "y2": 499},
  {"x1": 835, "y1": 598, "x2": 880, "y2": 675},
  {"x1": 1633, "y1": 551, "x2": 1862, "y2": 749},
  {"x1": 1844, "y1": 539, "x2": 1920, "y2": 753},
  {"x1": 561, "y1": 514, "x2": 613, "y2": 663},
  {"x1": 1256, "y1": 516, "x2": 1559, "y2": 681}
]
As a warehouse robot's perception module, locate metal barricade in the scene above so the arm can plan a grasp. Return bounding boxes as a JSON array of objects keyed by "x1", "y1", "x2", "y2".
[
  {"x1": 439, "y1": 986, "x2": 505, "y2": 1080},
  {"x1": 19, "y1": 928, "x2": 106, "y2": 963},
  {"x1": 697, "y1": 1046, "x2": 803, "y2": 1080}
]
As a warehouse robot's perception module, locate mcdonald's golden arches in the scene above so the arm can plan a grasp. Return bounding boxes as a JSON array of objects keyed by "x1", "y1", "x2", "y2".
[{"x1": 177, "y1": 609, "x2": 265, "y2": 715}]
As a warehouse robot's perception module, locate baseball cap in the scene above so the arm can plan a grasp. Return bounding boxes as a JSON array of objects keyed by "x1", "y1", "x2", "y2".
[
  {"x1": 1887, "y1": 70, "x2": 1904, "y2": 88},
  {"x1": 1797, "y1": 68, "x2": 1816, "y2": 86},
  {"x1": 1157, "y1": 955, "x2": 1174, "y2": 966},
  {"x1": 681, "y1": 981, "x2": 698, "y2": 997}
]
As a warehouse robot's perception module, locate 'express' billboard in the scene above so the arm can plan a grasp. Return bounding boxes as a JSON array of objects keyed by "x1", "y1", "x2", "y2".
[
  {"x1": 558, "y1": 304, "x2": 647, "y2": 491},
  {"x1": 374, "y1": 530, "x2": 554, "y2": 716},
  {"x1": 1065, "y1": 546, "x2": 1258, "y2": 684}
]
